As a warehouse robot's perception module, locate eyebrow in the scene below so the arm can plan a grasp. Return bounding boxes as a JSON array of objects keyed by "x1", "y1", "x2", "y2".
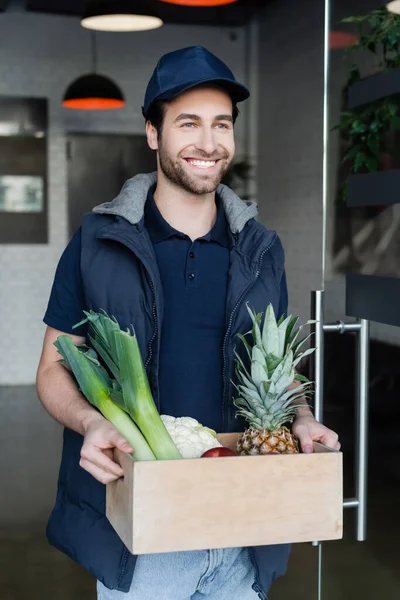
[
  {"x1": 214, "y1": 114, "x2": 233, "y2": 123},
  {"x1": 174, "y1": 113, "x2": 233, "y2": 123},
  {"x1": 174, "y1": 113, "x2": 201, "y2": 123}
]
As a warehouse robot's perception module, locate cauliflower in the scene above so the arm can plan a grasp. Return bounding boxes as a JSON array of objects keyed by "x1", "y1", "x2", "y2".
[{"x1": 161, "y1": 415, "x2": 222, "y2": 459}]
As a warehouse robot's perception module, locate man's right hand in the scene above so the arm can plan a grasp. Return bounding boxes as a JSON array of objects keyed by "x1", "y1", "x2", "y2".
[
  {"x1": 37, "y1": 327, "x2": 134, "y2": 484},
  {"x1": 80, "y1": 414, "x2": 133, "y2": 484}
]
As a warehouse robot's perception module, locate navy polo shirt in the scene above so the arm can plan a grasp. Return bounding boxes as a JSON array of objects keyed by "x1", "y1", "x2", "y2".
[
  {"x1": 144, "y1": 191, "x2": 230, "y2": 432},
  {"x1": 44, "y1": 192, "x2": 230, "y2": 433}
]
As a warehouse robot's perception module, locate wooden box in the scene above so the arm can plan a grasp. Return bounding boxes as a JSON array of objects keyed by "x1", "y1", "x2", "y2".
[{"x1": 106, "y1": 433, "x2": 343, "y2": 554}]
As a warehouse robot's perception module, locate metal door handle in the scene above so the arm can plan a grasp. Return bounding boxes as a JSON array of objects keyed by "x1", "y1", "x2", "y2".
[{"x1": 310, "y1": 290, "x2": 370, "y2": 541}]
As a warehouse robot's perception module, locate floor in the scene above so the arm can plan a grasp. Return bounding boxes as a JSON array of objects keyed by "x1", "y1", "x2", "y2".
[{"x1": 1, "y1": 335, "x2": 399, "y2": 600}]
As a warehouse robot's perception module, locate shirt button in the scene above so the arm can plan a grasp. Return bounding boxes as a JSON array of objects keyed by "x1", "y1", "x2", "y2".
[
  {"x1": 189, "y1": 251, "x2": 195, "y2": 259},
  {"x1": 188, "y1": 273, "x2": 195, "y2": 281}
]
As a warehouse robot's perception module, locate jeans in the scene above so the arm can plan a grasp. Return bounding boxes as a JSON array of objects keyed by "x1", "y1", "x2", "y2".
[{"x1": 97, "y1": 547, "x2": 262, "y2": 600}]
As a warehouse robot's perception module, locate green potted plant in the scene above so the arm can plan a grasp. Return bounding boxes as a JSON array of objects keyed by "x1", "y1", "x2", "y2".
[{"x1": 335, "y1": 6, "x2": 400, "y2": 202}]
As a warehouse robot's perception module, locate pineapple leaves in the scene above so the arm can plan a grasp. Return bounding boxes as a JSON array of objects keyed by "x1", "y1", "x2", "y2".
[
  {"x1": 284, "y1": 316, "x2": 299, "y2": 347},
  {"x1": 277, "y1": 313, "x2": 286, "y2": 326},
  {"x1": 234, "y1": 350, "x2": 255, "y2": 387},
  {"x1": 238, "y1": 385, "x2": 265, "y2": 405},
  {"x1": 252, "y1": 345, "x2": 266, "y2": 366},
  {"x1": 295, "y1": 373, "x2": 311, "y2": 384},
  {"x1": 291, "y1": 332, "x2": 315, "y2": 359},
  {"x1": 277, "y1": 314, "x2": 293, "y2": 357},
  {"x1": 270, "y1": 349, "x2": 295, "y2": 391},
  {"x1": 287, "y1": 320, "x2": 317, "y2": 351},
  {"x1": 233, "y1": 390, "x2": 265, "y2": 421},
  {"x1": 262, "y1": 380, "x2": 271, "y2": 395},
  {"x1": 261, "y1": 304, "x2": 280, "y2": 357},
  {"x1": 233, "y1": 302, "x2": 316, "y2": 431},
  {"x1": 236, "y1": 333, "x2": 252, "y2": 361},
  {"x1": 265, "y1": 353, "x2": 282, "y2": 375},
  {"x1": 246, "y1": 304, "x2": 263, "y2": 347},
  {"x1": 251, "y1": 359, "x2": 268, "y2": 389},
  {"x1": 293, "y1": 347, "x2": 316, "y2": 368}
]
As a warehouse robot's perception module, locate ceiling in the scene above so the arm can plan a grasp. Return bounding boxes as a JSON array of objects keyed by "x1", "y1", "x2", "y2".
[{"x1": 0, "y1": 1, "x2": 273, "y2": 27}]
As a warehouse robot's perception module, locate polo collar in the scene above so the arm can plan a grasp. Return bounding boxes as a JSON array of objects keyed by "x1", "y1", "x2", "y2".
[{"x1": 144, "y1": 187, "x2": 229, "y2": 247}]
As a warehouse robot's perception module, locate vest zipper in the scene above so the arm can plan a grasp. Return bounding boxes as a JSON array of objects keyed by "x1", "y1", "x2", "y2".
[
  {"x1": 143, "y1": 272, "x2": 160, "y2": 411},
  {"x1": 116, "y1": 547, "x2": 130, "y2": 590},
  {"x1": 221, "y1": 234, "x2": 277, "y2": 432},
  {"x1": 96, "y1": 231, "x2": 160, "y2": 409},
  {"x1": 144, "y1": 273, "x2": 158, "y2": 371}
]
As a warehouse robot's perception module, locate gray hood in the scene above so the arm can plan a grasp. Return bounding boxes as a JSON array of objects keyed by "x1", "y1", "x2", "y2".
[{"x1": 93, "y1": 172, "x2": 258, "y2": 235}]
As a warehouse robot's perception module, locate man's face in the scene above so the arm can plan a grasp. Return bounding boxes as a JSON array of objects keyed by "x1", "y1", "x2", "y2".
[{"x1": 147, "y1": 86, "x2": 235, "y2": 195}]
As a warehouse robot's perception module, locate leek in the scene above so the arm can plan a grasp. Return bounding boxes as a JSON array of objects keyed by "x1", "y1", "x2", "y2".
[
  {"x1": 74, "y1": 310, "x2": 121, "y2": 383},
  {"x1": 114, "y1": 330, "x2": 182, "y2": 460},
  {"x1": 73, "y1": 310, "x2": 182, "y2": 460},
  {"x1": 54, "y1": 335, "x2": 156, "y2": 461}
]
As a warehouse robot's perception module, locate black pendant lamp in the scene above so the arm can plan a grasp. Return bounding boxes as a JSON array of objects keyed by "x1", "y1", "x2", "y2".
[
  {"x1": 81, "y1": 1, "x2": 163, "y2": 32},
  {"x1": 63, "y1": 33, "x2": 125, "y2": 110},
  {"x1": 159, "y1": 0, "x2": 237, "y2": 5}
]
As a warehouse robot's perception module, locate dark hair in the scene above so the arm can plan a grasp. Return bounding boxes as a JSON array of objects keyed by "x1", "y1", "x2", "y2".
[
  {"x1": 146, "y1": 97, "x2": 240, "y2": 138},
  {"x1": 146, "y1": 100, "x2": 167, "y2": 137}
]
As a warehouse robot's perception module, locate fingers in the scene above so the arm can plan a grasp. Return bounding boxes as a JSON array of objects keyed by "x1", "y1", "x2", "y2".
[
  {"x1": 80, "y1": 419, "x2": 134, "y2": 484},
  {"x1": 80, "y1": 444, "x2": 124, "y2": 482},
  {"x1": 79, "y1": 457, "x2": 123, "y2": 484},
  {"x1": 295, "y1": 426, "x2": 314, "y2": 454},
  {"x1": 109, "y1": 431, "x2": 133, "y2": 454},
  {"x1": 321, "y1": 431, "x2": 340, "y2": 450},
  {"x1": 293, "y1": 420, "x2": 341, "y2": 453}
]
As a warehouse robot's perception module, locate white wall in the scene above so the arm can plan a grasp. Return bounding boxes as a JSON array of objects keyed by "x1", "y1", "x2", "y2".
[
  {"x1": 0, "y1": 7, "x2": 248, "y2": 384},
  {"x1": 257, "y1": 0, "x2": 326, "y2": 326}
]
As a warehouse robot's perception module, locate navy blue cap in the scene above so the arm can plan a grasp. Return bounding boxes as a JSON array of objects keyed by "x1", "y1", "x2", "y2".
[{"x1": 142, "y1": 46, "x2": 250, "y2": 118}]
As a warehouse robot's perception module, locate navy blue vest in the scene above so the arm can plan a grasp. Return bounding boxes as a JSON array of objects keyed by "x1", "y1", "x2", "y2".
[{"x1": 46, "y1": 210, "x2": 291, "y2": 598}]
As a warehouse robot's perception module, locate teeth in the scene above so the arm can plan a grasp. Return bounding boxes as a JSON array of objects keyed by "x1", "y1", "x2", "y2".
[{"x1": 189, "y1": 160, "x2": 216, "y2": 168}]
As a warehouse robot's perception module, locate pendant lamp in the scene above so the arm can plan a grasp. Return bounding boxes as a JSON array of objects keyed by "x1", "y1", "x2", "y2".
[
  {"x1": 158, "y1": 0, "x2": 237, "y2": 5},
  {"x1": 329, "y1": 31, "x2": 359, "y2": 50},
  {"x1": 81, "y1": 1, "x2": 163, "y2": 31},
  {"x1": 63, "y1": 33, "x2": 125, "y2": 110}
]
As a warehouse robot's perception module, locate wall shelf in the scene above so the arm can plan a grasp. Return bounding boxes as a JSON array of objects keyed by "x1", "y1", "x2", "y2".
[
  {"x1": 348, "y1": 68, "x2": 400, "y2": 109},
  {"x1": 347, "y1": 170, "x2": 400, "y2": 207},
  {"x1": 346, "y1": 274, "x2": 400, "y2": 328}
]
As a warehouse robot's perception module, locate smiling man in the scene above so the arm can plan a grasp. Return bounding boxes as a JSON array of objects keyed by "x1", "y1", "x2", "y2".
[{"x1": 37, "y1": 46, "x2": 340, "y2": 600}]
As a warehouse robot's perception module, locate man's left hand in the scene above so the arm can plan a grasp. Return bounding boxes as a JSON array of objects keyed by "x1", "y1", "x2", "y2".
[{"x1": 292, "y1": 414, "x2": 341, "y2": 454}]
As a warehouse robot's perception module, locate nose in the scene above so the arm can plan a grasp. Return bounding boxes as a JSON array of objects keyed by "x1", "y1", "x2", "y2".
[{"x1": 196, "y1": 126, "x2": 218, "y2": 156}]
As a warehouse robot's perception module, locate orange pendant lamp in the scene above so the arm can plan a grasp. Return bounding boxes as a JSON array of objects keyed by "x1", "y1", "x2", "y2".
[
  {"x1": 159, "y1": 0, "x2": 238, "y2": 6},
  {"x1": 63, "y1": 33, "x2": 125, "y2": 110},
  {"x1": 329, "y1": 31, "x2": 359, "y2": 50}
]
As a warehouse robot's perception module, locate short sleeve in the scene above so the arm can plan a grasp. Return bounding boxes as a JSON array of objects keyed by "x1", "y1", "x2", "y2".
[
  {"x1": 277, "y1": 270, "x2": 288, "y2": 319},
  {"x1": 43, "y1": 228, "x2": 88, "y2": 337}
]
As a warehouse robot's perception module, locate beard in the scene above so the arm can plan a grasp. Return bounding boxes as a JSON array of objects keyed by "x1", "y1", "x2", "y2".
[{"x1": 158, "y1": 141, "x2": 232, "y2": 195}]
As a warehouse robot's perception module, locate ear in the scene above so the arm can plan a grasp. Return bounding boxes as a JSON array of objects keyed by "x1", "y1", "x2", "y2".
[{"x1": 146, "y1": 121, "x2": 159, "y2": 151}]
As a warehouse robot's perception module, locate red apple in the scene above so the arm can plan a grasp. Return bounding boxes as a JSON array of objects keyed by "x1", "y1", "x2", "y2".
[{"x1": 201, "y1": 447, "x2": 236, "y2": 458}]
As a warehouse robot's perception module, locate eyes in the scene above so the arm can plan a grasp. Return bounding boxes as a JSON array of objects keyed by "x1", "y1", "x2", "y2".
[{"x1": 181, "y1": 122, "x2": 231, "y2": 130}]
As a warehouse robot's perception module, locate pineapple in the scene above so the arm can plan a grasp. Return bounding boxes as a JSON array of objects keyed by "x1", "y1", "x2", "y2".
[{"x1": 233, "y1": 304, "x2": 315, "y2": 456}]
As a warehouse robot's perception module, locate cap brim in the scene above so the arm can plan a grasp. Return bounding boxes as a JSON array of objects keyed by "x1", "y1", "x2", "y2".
[{"x1": 143, "y1": 77, "x2": 250, "y2": 117}]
